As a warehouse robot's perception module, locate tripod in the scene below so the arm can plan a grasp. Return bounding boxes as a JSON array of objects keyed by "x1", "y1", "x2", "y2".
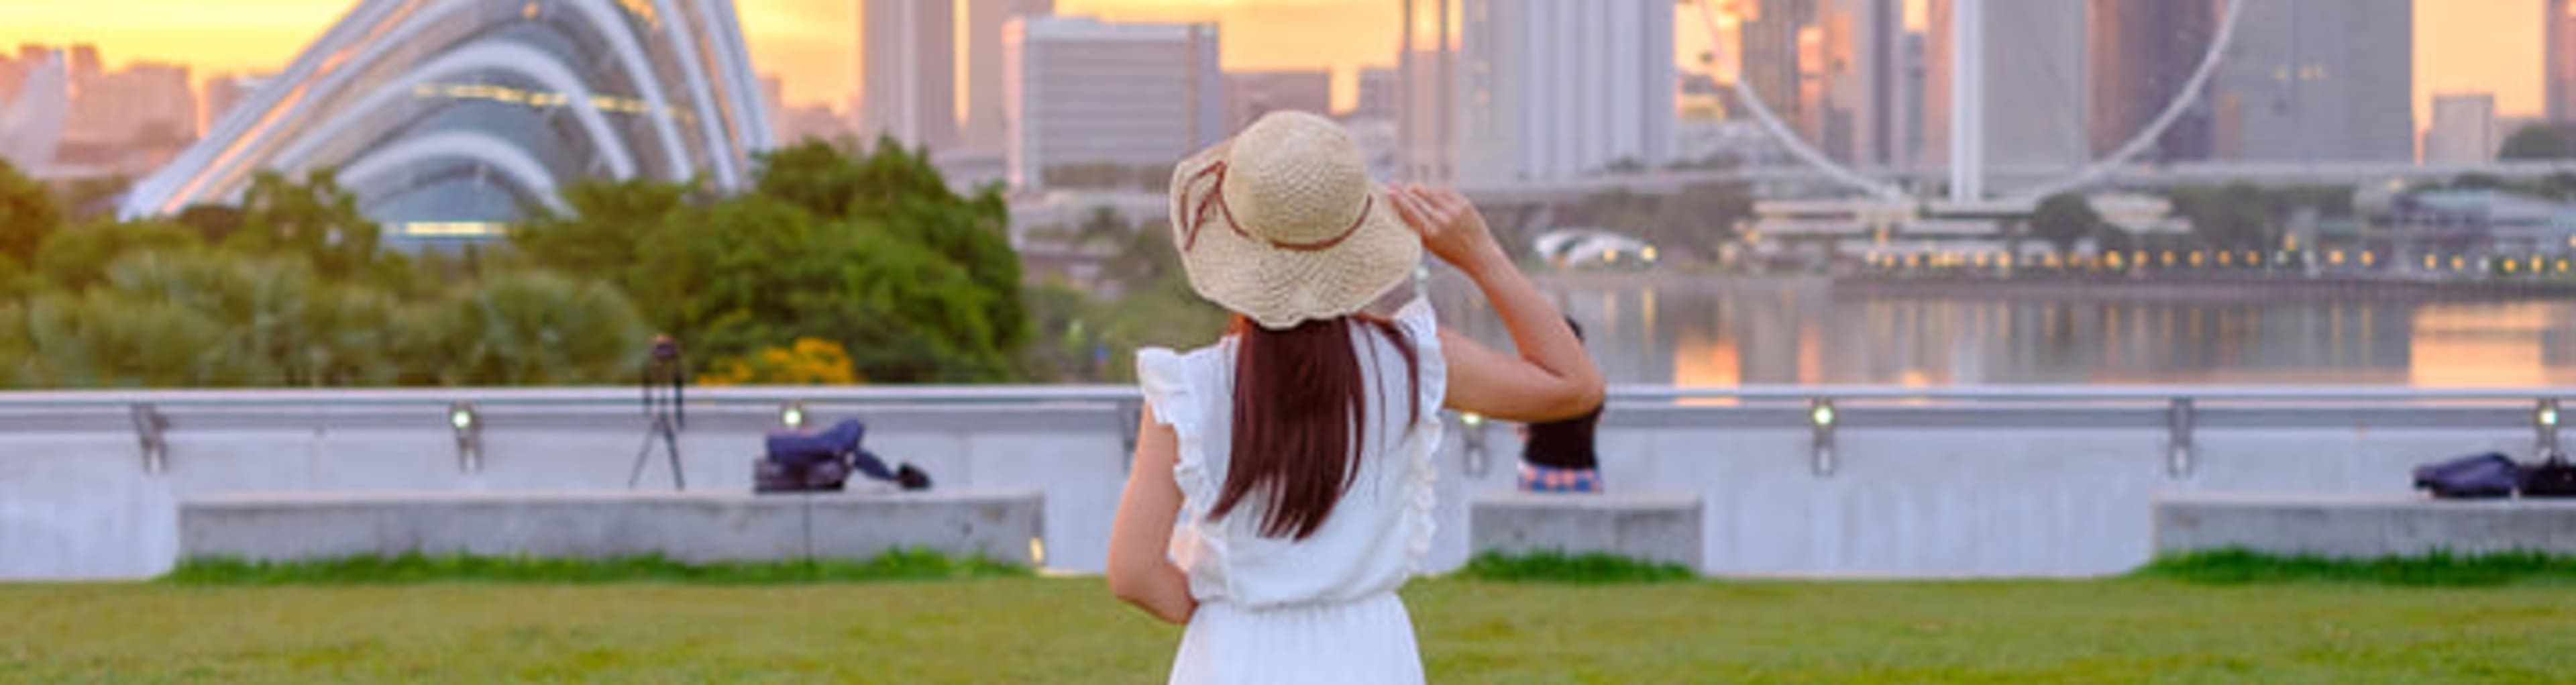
[{"x1": 629, "y1": 338, "x2": 687, "y2": 490}]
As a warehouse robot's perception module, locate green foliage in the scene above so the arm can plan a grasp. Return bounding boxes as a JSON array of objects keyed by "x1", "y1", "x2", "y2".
[
  {"x1": 2029, "y1": 193, "x2": 2100, "y2": 254},
  {"x1": 164, "y1": 549, "x2": 1030, "y2": 584},
  {"x1": 2139, "y1": 548, "x2": 2576, "y2": 586},
  {"x1": 2499, "y1": 122, "x2": 2572, "y2": 161},
  {"x1": 227, "y1": 169, "x2": 405, "y2": 286},
  {"x1": 423, "y1": 270, "x2": 651, "y2": 386},
  {"x1": 1564, "y1": 182, "x2": 1754, "y2": 264},
  {"x1": 0, "y1": 158, "x2": 60, "y2": 264},
  {"x1": 2167, "y1": 183, "x2": 2273, "y2": 250},
  {"x1": 1455, "y1": 551, "x2": 1699, "y2": 584},
  {"x1": 32, "y1": 219, "x2": 205, "y2": 289},
  {"x1": 515, "y1": 138, "x2": 1027, "y2": 382}
]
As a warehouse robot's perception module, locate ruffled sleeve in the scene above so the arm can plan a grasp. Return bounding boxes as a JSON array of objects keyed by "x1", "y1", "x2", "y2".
[
  {"x1": 1137, "y1": 346, "x2": 1230, "y2": 598},
  {"x1": 1391, "y1": 298, "x2": 1446, "y2": 572}
]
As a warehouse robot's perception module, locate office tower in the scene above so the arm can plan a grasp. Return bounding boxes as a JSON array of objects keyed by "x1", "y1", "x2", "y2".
[
  {"x1": 1353, "y1": 67, "x2": 1397, "y2": 120},
  {"x1": 1006, "y1": 17, "x2": 1223, "y2": 190},
  {"x1": 962, "y1": 0, "x2": 1053, "y2": 153},
  {"x1": 2551, "y1": 0, "x2": 2576, "y2": 124},
  {"x1": 2089, "y1": 0, "x2": 2219, "y2": 161},
  {"x1": 859, "y1": 0, "x2": 959, "y2": 148},
  {"x1": 1405, "y1": 0, "x2": 1676, "y2": 183},
  {"x1": 2207, "y1": 0, "x2": 2412, "y2": 162},
  {"x1": 1226, "y1": 70, "x2": 1333, "y2": 132},
  {"x1": 1925, "y1": 0, "x2": 2089, "y2": 174},
  {"x1": 2424, "y1": 93, "x2": 2498, "y2": 164}
]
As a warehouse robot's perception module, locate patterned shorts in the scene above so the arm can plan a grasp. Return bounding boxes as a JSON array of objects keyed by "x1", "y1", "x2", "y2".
[{"x1": 1518, "y1": 463, "x2": 1602, "y2": 493}]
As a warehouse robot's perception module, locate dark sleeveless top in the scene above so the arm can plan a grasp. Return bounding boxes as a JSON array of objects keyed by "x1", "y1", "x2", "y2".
[{"x1": 1521, "y1": 403, "x2": 1603, "y2": 470}]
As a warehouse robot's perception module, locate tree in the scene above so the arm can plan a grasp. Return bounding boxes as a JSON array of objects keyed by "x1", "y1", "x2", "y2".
[
  {"x1": 0, "y1": 159, "x2": 61, "y2": 265},
  {"x1": 425, "y1": 270, "x2": 650, "y2": 386},
  {"x1": 1643, "y1": 182, "x2": 1754, "y2": 263},
  {"x1": 2500, "y1": 123, "x2": 2573, "y2": 161},
  {"x1": 32, "y1": 219, "x2": 205, "y2": 290},
  {"x1": 229, "y1": 169, "x2": 396, "y2": 283},
  {"x1": 2169, "y1": 184, "x2": 2271, "y2": 251},
  {"x1": 2030, "y1": 193, "x2": 2100, "y2": 254},
  {"x1": 517, "y1": 140, "x2": 1032, "y2": 382}
]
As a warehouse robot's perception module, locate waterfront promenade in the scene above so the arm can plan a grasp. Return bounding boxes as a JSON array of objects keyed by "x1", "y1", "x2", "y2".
[{"x1": 5, "y1": 384, "x2": 2560, "y2": 580}]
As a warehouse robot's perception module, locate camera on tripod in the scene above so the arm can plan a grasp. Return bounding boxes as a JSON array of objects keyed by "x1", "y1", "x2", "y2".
[{"x1": 629, "y1": 334, "x2": 688, "y2": 490}]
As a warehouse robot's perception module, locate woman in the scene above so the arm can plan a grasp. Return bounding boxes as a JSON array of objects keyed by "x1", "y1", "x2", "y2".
[
  {"x1": 1108, "y1": 111, "x2": 1603, "y2": 684},
  {"x1": 1517, "y1": 318, "x2": 1606, "y2": 493}
]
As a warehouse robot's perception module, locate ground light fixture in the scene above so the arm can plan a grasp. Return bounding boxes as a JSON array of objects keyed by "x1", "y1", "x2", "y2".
[
  {"x1": 450, "y1": 403, "x2": 482, "y2": 473},
  {"x1": 1809, "y1": 398, "x2": 1836, "y2": 477}
]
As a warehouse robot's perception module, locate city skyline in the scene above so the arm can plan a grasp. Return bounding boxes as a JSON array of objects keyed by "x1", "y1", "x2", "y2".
[{"x1": 0, "y1": 0, "x2": 2552, "y2": 138}]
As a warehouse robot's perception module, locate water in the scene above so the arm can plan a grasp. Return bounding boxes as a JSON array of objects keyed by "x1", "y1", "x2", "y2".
[{"x1": 1434, "y1": 276, "x2": 2576, "y2": 387}]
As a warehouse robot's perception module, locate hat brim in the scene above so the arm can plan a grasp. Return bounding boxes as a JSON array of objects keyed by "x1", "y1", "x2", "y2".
[{"x1": 1167, "y1": 141, "x2": 1422, "y2": 330}]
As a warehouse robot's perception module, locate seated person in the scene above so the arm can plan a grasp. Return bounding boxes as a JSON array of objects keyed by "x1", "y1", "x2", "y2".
[{"x1": 1518, "y1": 318, "x2": 1604, "y2": 492}]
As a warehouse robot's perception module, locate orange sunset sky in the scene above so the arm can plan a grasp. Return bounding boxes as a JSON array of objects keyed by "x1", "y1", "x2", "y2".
[{"x1": 0, "y1": 0, "x2": 2548, "y2": 132}]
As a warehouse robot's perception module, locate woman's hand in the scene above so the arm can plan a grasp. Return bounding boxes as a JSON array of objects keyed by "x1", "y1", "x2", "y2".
[{"x1": 1389, "y1": 184, "x2": 1508, "y2": 274}]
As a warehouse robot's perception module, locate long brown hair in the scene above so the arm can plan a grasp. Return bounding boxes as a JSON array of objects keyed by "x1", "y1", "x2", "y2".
[{"x1": 1208, "y1": 315, "x2": 1420, "y2": 539}]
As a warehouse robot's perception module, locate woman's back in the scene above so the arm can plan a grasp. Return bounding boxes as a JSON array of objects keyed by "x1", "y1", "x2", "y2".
[{"x1": 1138, "y1": 299, "x2": 1445, "y2": 609}]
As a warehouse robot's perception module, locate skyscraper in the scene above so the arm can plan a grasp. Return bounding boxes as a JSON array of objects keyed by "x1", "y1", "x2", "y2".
[
  {"x1": 2424, "y1": 93, "x2": 2498, "y2": 165},
  {"x1": 1407, "y1": 0, "x2": 1676, "y2": 183},
  {"x1": 1005, "y1": 17, "x2": 1222, "y2": 190},
  {"x1": 1925, "y1": 0, "x2": 2089, "y2": 173},
  {"x1": 2088, "y1": 0, "x2": 2219, "y2": 161},
  {"x1": 961, "y1": 0, "x2": 1053, "y2": 154},
  {"x1": 2549, "y1": 0, "x2": 2576, "y2": 124},
  {"x1": 2208, "y1": 0, "x2": 2412, "y2": 162},
  {"x1": 1226, "y1": 70, "x2": 1333, "y2": 132},
  {"x1": 1739, "y1": 0, "x2": 1909, "y2": 167},
  {"x1": 1353, "y1": 67, "x2": 1397, "y2": 120},
  {"x1": 859, "y1": 0, "x2": 959, "y2": 149}
]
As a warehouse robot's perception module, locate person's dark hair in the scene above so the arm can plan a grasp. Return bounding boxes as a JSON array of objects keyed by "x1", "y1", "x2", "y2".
[{"x1": 1210, "y1": 315, "x2": 1420, "y2": 539}]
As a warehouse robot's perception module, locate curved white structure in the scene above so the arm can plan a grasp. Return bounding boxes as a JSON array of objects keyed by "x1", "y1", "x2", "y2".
[
  {"x1": 1697, "y1": 0, "x2": 2243, "y2": 203},
  {"x1": 121, "y1": 0, "x2": 771, "y2": 227}
]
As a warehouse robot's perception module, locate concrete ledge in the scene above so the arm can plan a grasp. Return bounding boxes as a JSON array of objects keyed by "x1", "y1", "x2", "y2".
[
  {"x1": 2155, "y1": 493, "x2": 2576, "y2": 558},
  {"x1": 1470, "y1": 491, "x2": 1703, "y2": 568},
  {"x1": 180, "y1": 490, "x2": 1044, "y2": 565}
]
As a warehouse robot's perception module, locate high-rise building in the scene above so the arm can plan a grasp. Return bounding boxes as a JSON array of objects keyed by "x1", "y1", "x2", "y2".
[
  {"x1": 2550, "y1": 0, "x2": 2576, "y2": 124},
  {"x1": 2208, "y1": 0, "x2": 2412, "y2": 162},
  {"x1": 124, "y1": 0, "x2": 770, "y2": 233},
  {"x1": 859, "y1": 0, "x2": 959, "y2": 149},
  {"x1": 1738, "y1": 0, "x2": 1818, "y2": 138},
  {"x1": 1005, "y1": 16, "x2": 1222, "y2": 190},
  {"x1": 1226, "y1": 70, "x2": 1332, "y2": 133},
  {"x1": 1403, "y1": 0, "x2": 1676, "y2": 183},
  {"x1": 1925, "y1": 0, "x2": 2089, "y2": 173},
  {"x1": 780, "y1": 103, "x2": 852, "y2": 145},
  {"x1": 1352, "y1": 67, "x2": 1397, "y2": 120},
  {"x1": 201, "y1": 73, "x2": 272, "y2": 136},
  {"x1": 961, "y1": 0, "x2": 1053, "y2": 154},
  {"x1": 2088, "y1": 0, "x2": 2219, "y2": 161},
  {"x1": 2425, "y1": 93, "x2": 2498, "y2": 165}
]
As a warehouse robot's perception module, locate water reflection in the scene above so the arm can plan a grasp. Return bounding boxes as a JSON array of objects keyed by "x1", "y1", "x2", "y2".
[{"x1": 1435, "y1": 278, "x2": 2576, "y2": 387}]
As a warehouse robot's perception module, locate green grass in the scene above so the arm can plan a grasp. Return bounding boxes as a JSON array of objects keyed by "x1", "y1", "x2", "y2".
[
  {"x1": 6, "y1": 576, "x2": 2575, "y2": 683},
  {"x1": 2142, "y1": 549, "x2": 2576, "y2": 587},
  {"x1": 1455, "y1": 551, "x2": 1697, "y2": 584},
  {"x1": 163, "y1": 549, "x2": 1028, "y2": 585}
]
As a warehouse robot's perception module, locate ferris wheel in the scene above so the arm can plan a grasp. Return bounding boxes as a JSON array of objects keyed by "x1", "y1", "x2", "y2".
[{"x1": 1695, "y1": 0, "x2": 2247, "y2": 204}]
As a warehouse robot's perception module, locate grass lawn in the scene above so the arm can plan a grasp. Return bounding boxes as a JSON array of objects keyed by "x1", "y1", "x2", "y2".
[{"x1": 4, "y1": 576, "x2": 2573, "y2": 684}]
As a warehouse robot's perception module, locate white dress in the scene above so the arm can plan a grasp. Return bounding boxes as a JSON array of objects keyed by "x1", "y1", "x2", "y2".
[{"x1": 1135, "y1": 299, "x2": 1446, "y2": 685}]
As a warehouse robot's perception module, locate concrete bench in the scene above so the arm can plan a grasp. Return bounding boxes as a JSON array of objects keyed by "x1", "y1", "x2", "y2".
[
  {"x1": 1469, "y1": 491, "x2": 1703, "y2": 569},
  {"x1": 2155, "y1": 493, "x2": 2576, "y2": 558},
  {"x1": 180, "y1": 489, "x2": 1044, "y2": 565}
]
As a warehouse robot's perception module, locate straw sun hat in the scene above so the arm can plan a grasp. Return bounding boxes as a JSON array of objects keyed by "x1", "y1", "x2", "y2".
[{"x1": 1167, "y1": 111, "x2": 1421, "y2": 330}]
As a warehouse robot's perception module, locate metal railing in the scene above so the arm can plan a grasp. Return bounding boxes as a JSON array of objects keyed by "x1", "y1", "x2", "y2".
[{"x1": 1, "y1": 384, "x2": 2564, "y2": 480}]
